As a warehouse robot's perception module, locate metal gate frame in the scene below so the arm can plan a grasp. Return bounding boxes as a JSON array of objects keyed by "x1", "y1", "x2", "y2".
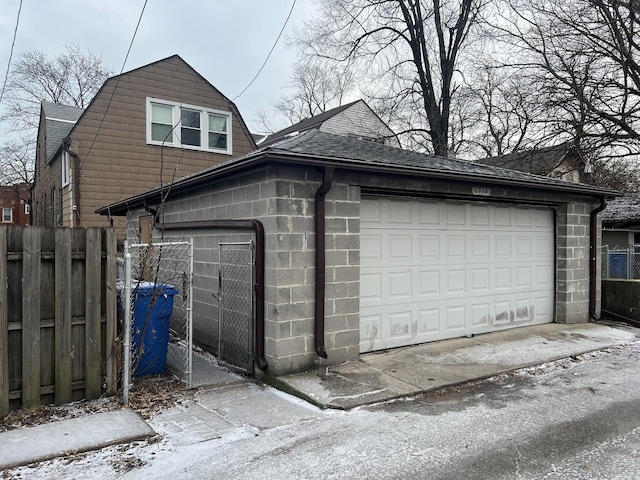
[
  {"x1": 122, "y1": 239, "x2": 194, "y2": 404},
  {"x1": 218, "y1": 241, "x2": 255, "y2": 374}
]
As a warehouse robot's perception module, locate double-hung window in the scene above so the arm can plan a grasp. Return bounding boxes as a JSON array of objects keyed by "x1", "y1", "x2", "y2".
[
  {"x1": 2, "y1": 208, "x2": 12, "y2": 223},
  {"x1": 147, "y1": 98, "x2": 232, "y2": 154},
  {"x1": 61, "y1": 151, "x2": 70, "y2": 187}
]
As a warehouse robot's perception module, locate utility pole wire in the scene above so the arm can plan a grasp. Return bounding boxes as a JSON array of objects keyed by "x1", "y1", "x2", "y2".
[
  {"x1": 0, "y1": 0, "x2": 23, "y2": 103},
  {"x1": 233, "y1": 0, "x2": 296, "y2": 101}
]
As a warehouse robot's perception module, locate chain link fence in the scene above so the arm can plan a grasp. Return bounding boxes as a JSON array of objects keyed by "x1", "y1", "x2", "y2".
[
  {"x1": 602, "y1": 245, "x2": 640, "y2": 279},
  {"x1": 121, "y1": 239, "x2": 194, "y2": 386},
  {"x1": 218, "y1": 241, "x2": 254, "y2": 374}
]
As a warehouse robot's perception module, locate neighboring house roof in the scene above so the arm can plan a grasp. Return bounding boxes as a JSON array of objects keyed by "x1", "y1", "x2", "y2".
[
  {"x1": 258, "y1": 99, "x2": 397, "y2": 147},
  {"x1": 602, "y1": 193, "x2": 640, "y2": 228},
  {"x1": 475, "y1": 143, "x2": 580, "y2": 177},
  {"x1": 99, "y1": 129, "x2": 613, "y2": 216},
  {"x1": 41, "y1": 101, "x2": 84, "y2": 163}
]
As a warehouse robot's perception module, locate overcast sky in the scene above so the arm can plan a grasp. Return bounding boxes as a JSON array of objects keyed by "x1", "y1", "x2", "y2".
[{"x1": 0, "y1": 0, "x2": 317, "y2": 133}]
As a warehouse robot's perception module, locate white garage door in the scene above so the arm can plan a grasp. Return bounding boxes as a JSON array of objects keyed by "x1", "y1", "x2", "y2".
[{"x1": 360, "y1": 197, "x2": 554, "y2": 353}]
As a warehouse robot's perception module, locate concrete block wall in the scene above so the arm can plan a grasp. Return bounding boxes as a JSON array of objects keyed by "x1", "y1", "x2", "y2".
[
  {"x1": 263, "y1": 169, "x2": 360, "y2": 375},
  {"x1": 125, "y1": 166, "x2": 361, "y2": 375},
  {"x1": 555, "y1": 201, "x2": 599, "y2": 323}
]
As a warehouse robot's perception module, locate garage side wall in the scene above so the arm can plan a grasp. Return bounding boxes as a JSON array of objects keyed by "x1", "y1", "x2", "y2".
[
  {"x1": 124, "y1": 166, "x2": 361, "y2": 376},
  {"x1": 556, "y1": 202, "x2": 599, "y2": 323}
]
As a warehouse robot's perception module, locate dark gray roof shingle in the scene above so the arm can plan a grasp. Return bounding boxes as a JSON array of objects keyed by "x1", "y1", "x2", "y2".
[
  {"x1": 602, "y1": 193, "x2": 640, "y2": 226},
  {"x1": 475, "y1": 143, "x2": 575, "y2": 176},
  {"x1": 42, "y1": 101, "x2": 84, "y2": 162},
  {"x1": 98, "y1": 129, "x2": 613, "y2": 216},
  {"x1": 271, "y1": 130, "x2": 591, "y2": 188},
  {"x1": 258, "y1": 101, "x2": 360, "y2": 147}
]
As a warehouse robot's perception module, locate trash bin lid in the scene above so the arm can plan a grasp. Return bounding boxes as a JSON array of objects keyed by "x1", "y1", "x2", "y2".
[{"x1": 132, "y1": 281, "x2": 178, "y2": 297}]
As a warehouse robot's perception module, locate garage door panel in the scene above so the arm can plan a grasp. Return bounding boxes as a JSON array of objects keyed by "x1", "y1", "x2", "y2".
[
  {"x1": 471, "y1": 268, "x2": 490, "y2": 291},
  {"x1": 445, "y1": 203, "x2": 466, "y2": 225},
  {"x1": 419, "y1": 236, "x2": 440, "y2": 258},
  {"x1": 360, "y1": 197, "x2": 554, "y2": 353},
  {"x1": 446, "y1": 269, "x2": 466, "y2": 294},
  {"x1": 361, "y1": 234, "x2": 382, "y2": 261},
  {"x1": 389, "y1": 235, "x2": 412, "y2": 261},
  {"x1": 516, "y1": 266, "x2": 533, "y2": 288},
  {"x1": 418, "y1": 309, "x2": 440, "y2": 334},
  {"x1": 418, "y1": 202, "x2": 440, "y2": 224},
  {"x1": 418, "y1": 270, "x2": 440, "y2": 296},
  {"x1": 472, "y1": 236, "x2": 490, "y2": 258},
  {"x1": 445, "y1": 307, "x2": 466, "y2": 331},
  {"x1": 389, "y1": 200, "x2": 412, "y2": 223},
  {"x1": 446, "y1": 236, "x2": 466, "y2": 259},
  {"x1": 471, "y1": 304, "x2": 490, "y2": 327},
  {"x1": 360, "y1": 272, "x2": 382, "y2": 301},
  {"x1": 389, "y1": 271, "x2": 412, "y2": 298},
  {"x1": 470, "y1": 205, "x2": 490, "y2": 225}
]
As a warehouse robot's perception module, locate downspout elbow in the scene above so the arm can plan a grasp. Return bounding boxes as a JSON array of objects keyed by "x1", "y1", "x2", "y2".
[{"x1": 314, "y1": 167, "x2": 334, "y2": 359}]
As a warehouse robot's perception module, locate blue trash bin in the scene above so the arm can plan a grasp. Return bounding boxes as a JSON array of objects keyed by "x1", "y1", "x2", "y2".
[{"x1": 130, "y1": 282, "x2": 178, "y2": 376}]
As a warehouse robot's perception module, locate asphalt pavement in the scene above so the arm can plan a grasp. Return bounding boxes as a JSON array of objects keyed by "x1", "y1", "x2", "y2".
[{"x1": 1, "y1": 320, "x2": 638, "y2": 471}]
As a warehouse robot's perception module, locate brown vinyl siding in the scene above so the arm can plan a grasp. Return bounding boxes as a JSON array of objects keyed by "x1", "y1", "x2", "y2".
[{"x1": 40, "y1": 56, "x2": 256, "y2": 234}]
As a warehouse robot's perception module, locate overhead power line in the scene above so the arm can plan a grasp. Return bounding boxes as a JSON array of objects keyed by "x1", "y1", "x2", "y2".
[
  {"x1": 0, "y1": 0, "x2": 23, "y2": 103},
  {"x1": 233, "y1": 0, "x2": 296, "y2": 101}
]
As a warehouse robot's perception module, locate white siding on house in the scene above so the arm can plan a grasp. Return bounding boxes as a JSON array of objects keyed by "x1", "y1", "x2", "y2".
[{"x1": 320, "y1": 101, "x2": 399, "y2": 147}]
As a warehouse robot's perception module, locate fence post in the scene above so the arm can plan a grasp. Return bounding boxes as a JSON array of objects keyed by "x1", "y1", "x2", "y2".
[
  {"x1": 0, "y1": 227, "x2": 8, "y2": 416},
  {"x1": 104, "y1": 228, "x2": 117, "y2": 396},
  {"x1": 123, "y1": 242, "x2": 131, "y2": 406},
  {"x1": 54, "y1": 228, "x2": 73, "y2": 404},
  {"x1": 22, "y1": 227, "x2": 42, "y2": 408},
  {"x1": 85, "y1": 228, "x2": 102, "y2": 399},
  {"x1": 603, "y1": 245, "x2": 609, "y2": 279}
]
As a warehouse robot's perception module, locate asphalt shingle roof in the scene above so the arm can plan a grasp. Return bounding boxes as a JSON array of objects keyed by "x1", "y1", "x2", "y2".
[
  {"x1": 475, "y1": 143, "x2": 575, "y2": 176},
  {"x1": 258, "y1": 101, "x2": 360, "y2": 147},
  {"x1": 602, "y1": 193, "x2": 640, "y2": 226},
  {"x1": 98, "y1": 129, "x2": 613, "y2": 216},
  {"x1": 41, "y1": 101, "x2": 84, "y2": 162},
  {"x1": 271, "y1": 130, "x2": 592, "y2": 189}
]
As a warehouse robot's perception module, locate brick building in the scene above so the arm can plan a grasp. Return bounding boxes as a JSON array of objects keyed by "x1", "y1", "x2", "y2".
[{"x1": 0, "y1": 183, "x2": 31, "y2": 226}]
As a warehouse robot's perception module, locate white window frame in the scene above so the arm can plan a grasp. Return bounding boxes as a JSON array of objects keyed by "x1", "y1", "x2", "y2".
[
  {"x1": 2, "y1": 208, "x2": 12, "y2": 223},
  {"x1": 146, "y1": 98, "x2": 232, "y2": 155},
  {"x1": 61, "y1": 151, "x2": 70, "y2": 187}
]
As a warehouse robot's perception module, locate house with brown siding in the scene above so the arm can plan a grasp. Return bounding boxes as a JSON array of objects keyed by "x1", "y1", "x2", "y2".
[{"x1": 32, "y1": 55, "x2": 256, "y2": 237}]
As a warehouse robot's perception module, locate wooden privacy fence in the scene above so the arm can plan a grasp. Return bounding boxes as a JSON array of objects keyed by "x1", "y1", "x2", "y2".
[{"x1": 0, "y1": 226, "x2": 118, "y2": 415}]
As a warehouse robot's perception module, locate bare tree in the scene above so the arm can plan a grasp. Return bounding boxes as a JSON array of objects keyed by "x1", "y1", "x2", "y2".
[
  {"x1": 1, "y1": 44, "x2": 111, "y2": 131},
  {"x1": 297, "y1": 0, "x2": 485, "y2": 157},
  {"x1": 256, "y1": 55, "x2": 357, "y2": 133},
  {"x1": 0, "y1": 138, "x2": 33, "y2": 185},
  {"x1": 495, "y1": 0, "x2": 640, "y2": 161},
  {"x1": 0, "y1": 44, "x2": 111, "y2": 187}
]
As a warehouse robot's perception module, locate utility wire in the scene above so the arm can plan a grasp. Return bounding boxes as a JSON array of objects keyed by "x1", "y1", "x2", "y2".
[
  {"x1": 0, "y1": 0, "x2": 23, "y2": 103},
  {"x1": 79, "y1": 0, "x2": 148, "y2": 173},
  {"x1": 233, "y1": 0, "x2": 296, "y2": 101}
]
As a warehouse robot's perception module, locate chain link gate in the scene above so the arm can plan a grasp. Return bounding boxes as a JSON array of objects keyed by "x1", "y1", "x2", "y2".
[
  {"x1": 218, "y1": 241, "x2": 255, "y2": 374},
  {"x1": 123, "y1": 239, "x2": 194, "y2": 386}
]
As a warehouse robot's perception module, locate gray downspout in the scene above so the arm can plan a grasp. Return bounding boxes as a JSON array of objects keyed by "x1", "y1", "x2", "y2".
[
  {"x1": 589, "y1": 197, "x2": 607, "y2": 321},
  {"x1": 63, "y1": 140, "x2": 81, "y2": 227},
  {"x1": 314, "y1": 167, "x2": 334, "y2": 359}
]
